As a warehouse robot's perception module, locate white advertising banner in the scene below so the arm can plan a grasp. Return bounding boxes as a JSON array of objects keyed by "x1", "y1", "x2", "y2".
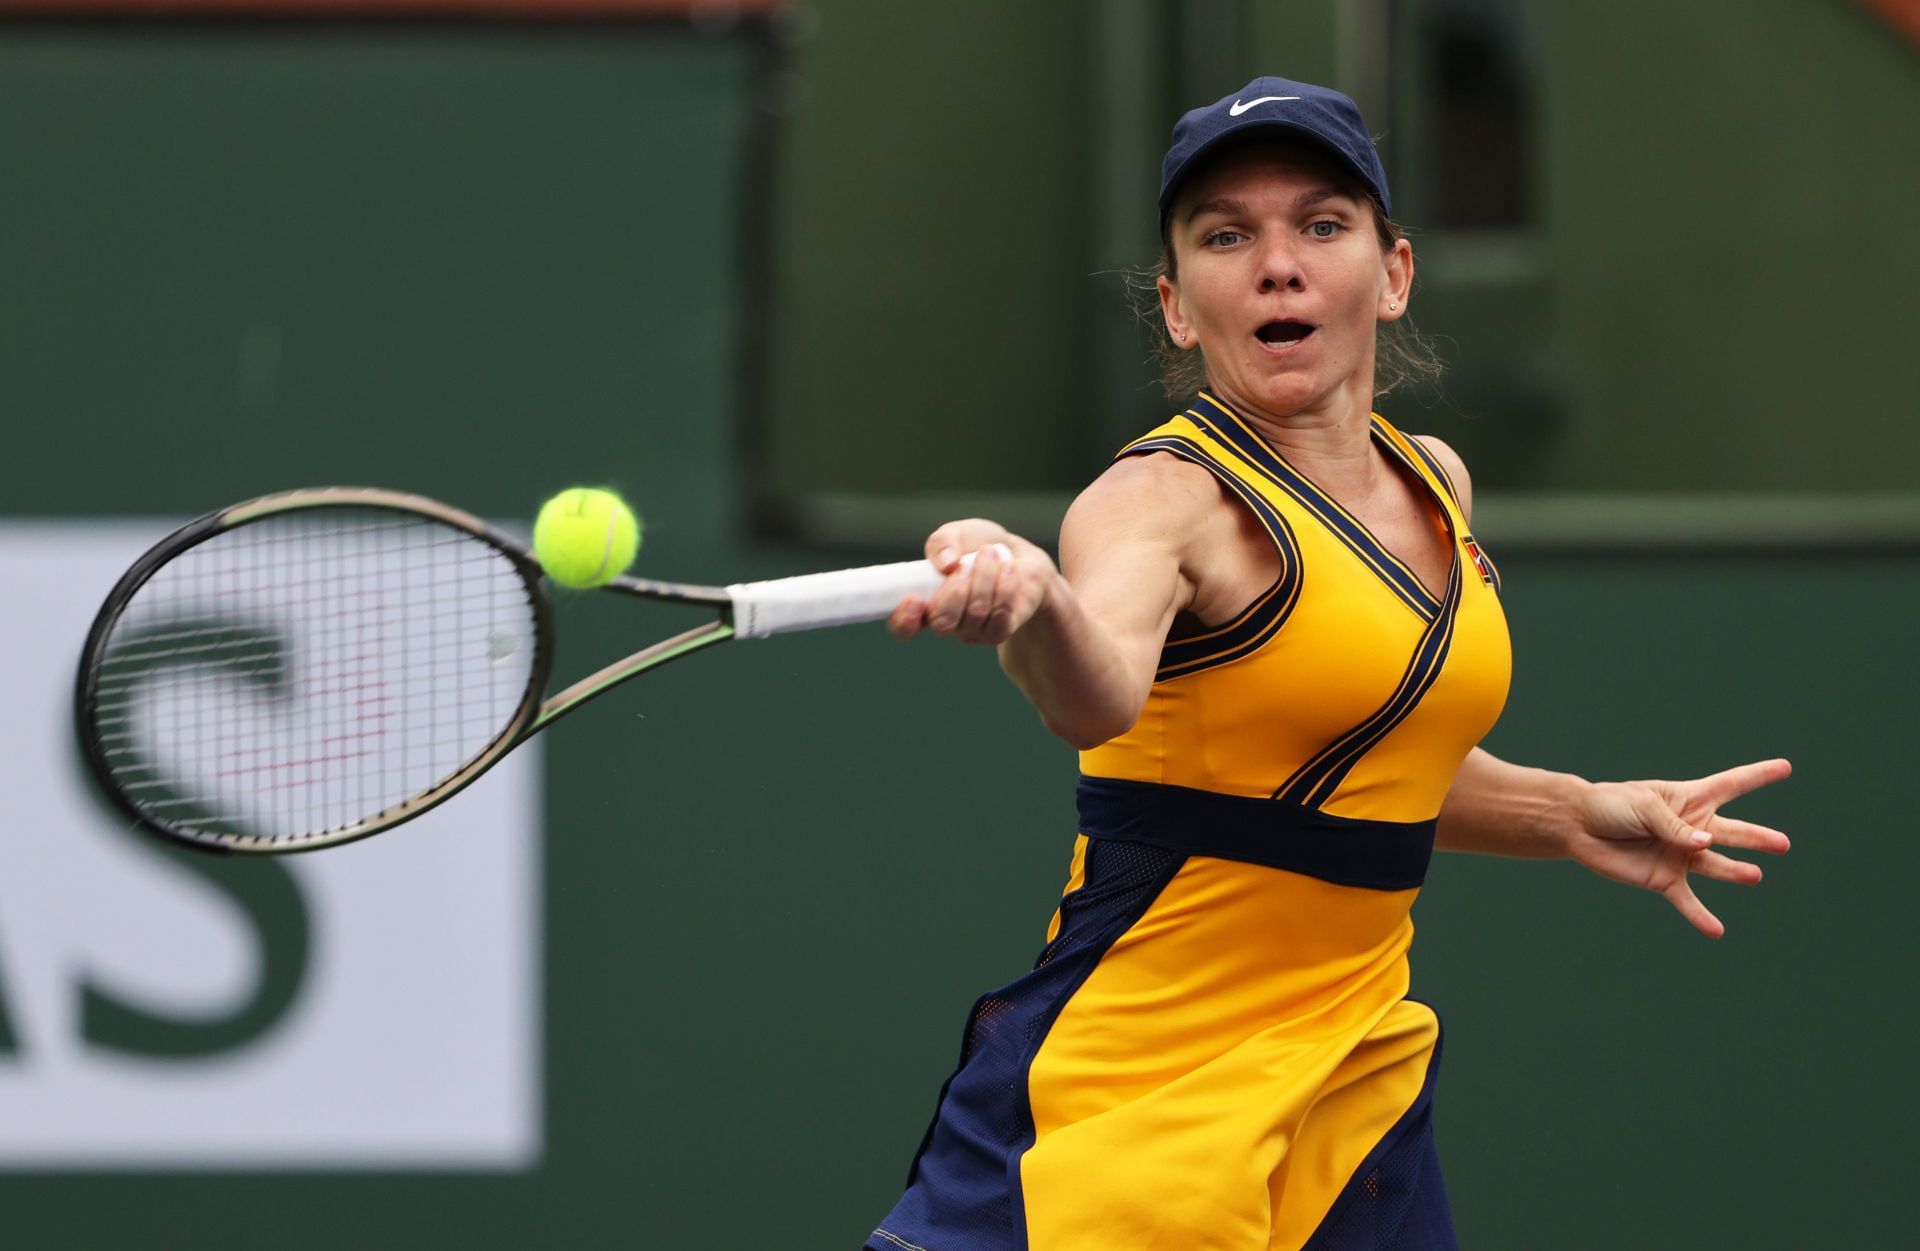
[{"x1": 0, "y1": 522, "x2": 541, "y2": 1168}]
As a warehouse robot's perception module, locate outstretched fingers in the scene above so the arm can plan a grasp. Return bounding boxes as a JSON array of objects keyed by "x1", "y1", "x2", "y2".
[
  {"x1": 1664, "y1": 879, "x2": 1726, "y2": 940},
  {"x1": 1689, "y1": 849, "x2": 1765, "y2": 886},
  {"x1": 1696, "y1": 758, "x2": 1793, "y2": 807},
  {"x1": 1703, "y1": 813, "x2": 1791, "y2": 855}
]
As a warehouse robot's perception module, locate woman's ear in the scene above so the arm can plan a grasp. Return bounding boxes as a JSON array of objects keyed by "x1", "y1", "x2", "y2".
[
  {"x1": 1379, "y1": 238, "x2": 1413, "y2": 321},
  {"x1": 1157, "y1": 272, "x2": 1194, "y2": 348}
]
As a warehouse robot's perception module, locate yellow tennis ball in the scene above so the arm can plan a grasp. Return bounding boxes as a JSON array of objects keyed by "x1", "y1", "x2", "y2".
[{"x1": 532, "y1": 488, "x2": 641, "y2": 589}]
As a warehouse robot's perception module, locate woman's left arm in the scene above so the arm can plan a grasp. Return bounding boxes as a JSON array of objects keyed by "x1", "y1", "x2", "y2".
[
  {"x1": 1409, "y1": 432, "x2": 1793, "y2": 938},
  {"x1": 1434, "y1": 748, "x2": 1792, "y2": 938}
]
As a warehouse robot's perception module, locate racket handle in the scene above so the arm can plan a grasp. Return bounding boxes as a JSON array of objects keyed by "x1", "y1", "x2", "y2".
[{"x1": 727, "y1": 559, "x2": 945, "y2": 639}]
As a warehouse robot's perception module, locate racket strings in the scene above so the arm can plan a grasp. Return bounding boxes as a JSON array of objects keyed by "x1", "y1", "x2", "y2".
[{"x1": 87, "y1": 509, "x2": 539, "y2": 846}]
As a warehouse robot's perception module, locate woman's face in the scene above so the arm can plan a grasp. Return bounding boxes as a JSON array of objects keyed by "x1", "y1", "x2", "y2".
[{"x1": 1158, "y1": 144, "x2": 1411, "y2": 422}]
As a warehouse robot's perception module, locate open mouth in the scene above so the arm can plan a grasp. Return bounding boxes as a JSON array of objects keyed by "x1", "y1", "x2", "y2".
[{"x1": 1255, "y1": 321, "x2": 1314, "y2": 347}]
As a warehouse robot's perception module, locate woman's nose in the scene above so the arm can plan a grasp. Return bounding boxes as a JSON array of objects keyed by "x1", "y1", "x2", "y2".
[{"x1": 1256, "y1": 239, "x2": 1305, "y2": 291}]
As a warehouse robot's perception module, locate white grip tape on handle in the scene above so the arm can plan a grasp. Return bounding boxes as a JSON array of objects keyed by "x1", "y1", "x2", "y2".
[{"x1": 727, "y1": 559, "x2": 946, "y2": 639}]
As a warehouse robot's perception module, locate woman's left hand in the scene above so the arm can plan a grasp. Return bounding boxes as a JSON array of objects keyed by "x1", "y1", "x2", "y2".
[{"x1": 1566, "y1": 758, "x2": 1793, "y2": 938}]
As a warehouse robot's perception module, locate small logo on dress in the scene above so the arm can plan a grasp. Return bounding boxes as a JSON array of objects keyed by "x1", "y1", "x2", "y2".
[{"x1": 1461, "y1": 534, "x2": 1498, "y2": 589}]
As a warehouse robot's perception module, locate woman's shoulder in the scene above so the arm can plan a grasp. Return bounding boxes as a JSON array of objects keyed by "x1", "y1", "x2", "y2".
[
  {"x1": 1064, "y1": 447, "x2": 1232, "y2": 547},
  {"x1": 1406, "y1": 432, "x2": 1474, "y2": 521}
]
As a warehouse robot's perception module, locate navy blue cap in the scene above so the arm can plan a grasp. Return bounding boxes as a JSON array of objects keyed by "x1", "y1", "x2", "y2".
[{"x1": 1159, "y1": 76, "x2": 1391, "y2": 223}]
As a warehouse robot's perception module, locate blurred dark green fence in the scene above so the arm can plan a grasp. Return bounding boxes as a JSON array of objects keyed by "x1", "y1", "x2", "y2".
[{"x1": 0, "y1": 13, "x2": 1906, "y2": 1251}]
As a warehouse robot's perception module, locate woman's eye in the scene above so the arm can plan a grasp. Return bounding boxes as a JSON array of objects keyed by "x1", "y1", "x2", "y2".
[
  {"x1": 1203, "y1": 230, "x2": 1245, "y2": 248},
  {"x1": 1308, "y1": 220, "x2": 1343, "y2": 239}
]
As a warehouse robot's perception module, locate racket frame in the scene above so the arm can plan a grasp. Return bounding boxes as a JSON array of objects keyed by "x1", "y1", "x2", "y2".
[{"x1": 74, "y1": 486, "x2": 742, "y2": 855}]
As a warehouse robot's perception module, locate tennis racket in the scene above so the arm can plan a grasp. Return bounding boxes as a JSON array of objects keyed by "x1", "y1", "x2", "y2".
[{"x1": 74, "y1": 486, "x2": 943, "y2": 855}]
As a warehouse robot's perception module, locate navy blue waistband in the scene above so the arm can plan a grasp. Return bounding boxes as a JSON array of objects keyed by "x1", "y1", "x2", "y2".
[{"x1": 1075, "y1": 775, "x2": 1436, "y2": 890}]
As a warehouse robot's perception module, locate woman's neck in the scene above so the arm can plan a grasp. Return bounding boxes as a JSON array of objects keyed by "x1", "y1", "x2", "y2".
[{"x1": 1206, "y1": 377, "x2": 1380, "y2": 493}]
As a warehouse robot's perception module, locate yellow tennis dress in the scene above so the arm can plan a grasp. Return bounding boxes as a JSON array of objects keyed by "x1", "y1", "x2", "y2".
[{"x1": 870, "y1": 390, "x2": 1511, "y2": 1251}]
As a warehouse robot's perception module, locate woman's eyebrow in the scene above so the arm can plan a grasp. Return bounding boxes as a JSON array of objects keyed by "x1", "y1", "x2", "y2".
[
  {"x1": 1185, "y1": 189, "x2": 1355, "y2": 226},
  {"x1": 1295, "y1": 187, "x2": 1357, "y2": 210},
  {"x1": 1183, "y1": 196, "x2": 1249, "y2": 225}
]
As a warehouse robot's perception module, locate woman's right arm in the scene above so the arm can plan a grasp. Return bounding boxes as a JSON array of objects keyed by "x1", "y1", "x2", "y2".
[{"x1": 886, "y1": 453, "x2": 1220, "y2": 749}]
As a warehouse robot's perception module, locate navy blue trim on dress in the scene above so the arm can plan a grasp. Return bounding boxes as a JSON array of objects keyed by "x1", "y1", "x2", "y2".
[
  {"x1": 1302, "y1": 1002, "x2": 1457, "y2": 1250},
  {"x1": 1395, "y1": 428, "x2": 1460, "y2": 509},
  {"x1": 1383, "y1": 426, "x2": 1500, "y2": 596},
  {"x1": 870, "y1": 839, "x2": 1190, "y2": 1251},
  {"x1": 1076, "y1": 775, "x2": 1435, "y2": 891},
  {"x1": 1184, "y1": 393, "x2": 1442, "y2": 622},
  {"x1": 1118, "y1": 434, "x2": 1303, "y2": 681},
  {"x1": 1216, "y1": 406, "x2": 1467, "y2": 809},
  {"x1": 1276, "y1": 557, "x2": 1462, "y2": 809}
]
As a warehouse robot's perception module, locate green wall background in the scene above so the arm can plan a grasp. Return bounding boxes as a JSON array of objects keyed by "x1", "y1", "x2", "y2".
[
  {"x1": 1532, "y1": 0, "x2": 1920, "y2": 491},
  {"x1": 0, "y1": 11, "x2": 1909, "y2": 1250}
]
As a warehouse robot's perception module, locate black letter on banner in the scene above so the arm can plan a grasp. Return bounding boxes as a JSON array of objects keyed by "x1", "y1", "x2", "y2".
[
  {"x1": 74, "y1": 619, "x2": 313, "y2": 1058},
  {"x1": 0, "y1": 955, "x2": 18, "y2": 1056}
]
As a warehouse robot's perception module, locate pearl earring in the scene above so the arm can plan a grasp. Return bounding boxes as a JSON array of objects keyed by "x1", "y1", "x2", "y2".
[{"x1": 1389, "y1": 300, "x2": 1398, "y2": 310}]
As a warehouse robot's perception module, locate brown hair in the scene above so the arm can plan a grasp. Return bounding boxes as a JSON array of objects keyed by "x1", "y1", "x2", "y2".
[{"x1": 1133, "y1": 176, "x2": 1445, "y2": 404}]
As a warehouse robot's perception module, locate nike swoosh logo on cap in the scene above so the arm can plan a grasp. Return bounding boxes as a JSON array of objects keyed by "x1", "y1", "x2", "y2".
[{"x1": 1229, "y1": 95, "x2": 1302, "y2": 116}]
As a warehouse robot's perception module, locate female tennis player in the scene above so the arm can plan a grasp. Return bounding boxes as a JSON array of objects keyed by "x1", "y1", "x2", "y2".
[{"x1": 865, "y1": 76, "x2": 1791, "y2": 1251}]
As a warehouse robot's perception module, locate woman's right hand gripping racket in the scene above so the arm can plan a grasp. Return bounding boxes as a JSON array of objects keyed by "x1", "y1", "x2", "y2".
[{"x1": 74, "y1": 487, "x2": 944, "y2": 855}]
